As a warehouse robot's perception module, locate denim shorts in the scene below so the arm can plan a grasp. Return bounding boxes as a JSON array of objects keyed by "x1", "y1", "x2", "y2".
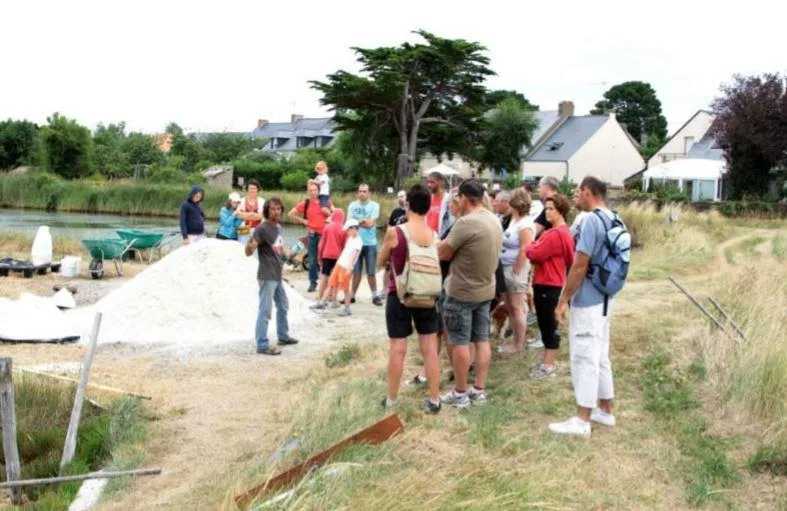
[
  {"x1": 353, "y1": 245, "x2": 378, "y2": 277},
  {"x1": 442, "y1": 296, "x2": 492, "y2": 345},
  {"x1": 318, "y1": 194, "x2": 330, "y2": 208}
]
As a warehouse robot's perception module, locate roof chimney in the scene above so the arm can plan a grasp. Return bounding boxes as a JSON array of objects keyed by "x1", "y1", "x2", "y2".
[
  {"x1": 257, "y1": 119, "x2": 269, "y2": 129},
  {"x1": 558, "y1": 101, "x2": 575, "y2": 118},
  {"x1": 291, "y1": 114, "x2": 304, "y2": 124}
]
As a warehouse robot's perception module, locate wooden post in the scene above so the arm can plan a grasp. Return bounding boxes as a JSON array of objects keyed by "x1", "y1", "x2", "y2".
[
  {"x1": 0, "y1": 467, "x2": 162, "y2": 489},
  {"x1": 60, "y1": 312, "x2": 102, "y2": 469},
  {"x1": 0, "y1": 358, "x2": 22, "y2": 505}
]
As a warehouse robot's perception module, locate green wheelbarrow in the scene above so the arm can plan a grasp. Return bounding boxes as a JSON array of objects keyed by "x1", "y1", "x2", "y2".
[
  {"x1": 116, "y1": 229, "x2": 177, "y2": 263},
  {"x1": 80, "y1": 237, "x2": 137, "y2": 279}
]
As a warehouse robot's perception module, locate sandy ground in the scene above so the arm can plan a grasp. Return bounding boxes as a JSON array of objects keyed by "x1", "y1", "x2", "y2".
[
  {"x1": 3, "y1": 231, "x2": 782, "y2": 509},
  {"x1": 1, "y1": 263, "x2": 387, "y2": 510}
]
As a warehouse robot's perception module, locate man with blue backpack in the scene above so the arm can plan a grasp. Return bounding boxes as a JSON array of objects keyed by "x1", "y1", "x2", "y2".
[{"x1": 550, "y1": 176, "x2": 631, "y2": 437}]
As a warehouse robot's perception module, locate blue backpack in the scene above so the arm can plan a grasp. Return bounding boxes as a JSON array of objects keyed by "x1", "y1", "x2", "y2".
[{"x1": 587, "y1": 209, "x2": 631, "y2": 314}]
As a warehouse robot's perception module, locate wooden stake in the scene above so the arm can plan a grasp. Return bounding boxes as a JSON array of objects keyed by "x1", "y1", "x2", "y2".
[
  {"x1": 60, "y1": 312, "x2": 102, "y2": 469},
  {"x1": 235, "y1": 414, "x2": 404, "y2": 509},
  {"x1": 707, "y1": 295, "x2": 748, "y2": 342},
  {"x1": 0, "y1": 358, "x2": 22, "y2": 505},
  {"x1": 0, "y1": 468, "x2": 162, "y2": 489}
]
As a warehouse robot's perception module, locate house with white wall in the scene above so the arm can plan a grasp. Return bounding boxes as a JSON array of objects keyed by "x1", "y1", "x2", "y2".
[
  {"x1": 419, "y1": 101, "x2": 645, "y2": 187},
  {"x1": 647, "y1": 110, "x2": 715, "y2": 168}
]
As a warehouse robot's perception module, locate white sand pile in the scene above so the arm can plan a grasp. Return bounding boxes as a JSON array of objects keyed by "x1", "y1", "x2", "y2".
[
  {"x1": 0, "y1": 294, "x2": 82, "y2": 342},
  {"x1": 88, "y1": 239, "x2": 313, "y2": 345}
]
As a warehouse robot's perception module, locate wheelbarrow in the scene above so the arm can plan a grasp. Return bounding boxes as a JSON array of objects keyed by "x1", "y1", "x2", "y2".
[
  {"x1": 80, "y1": 237, "x2": 136, "y2": 279},
  {"x1": 116, "y1": 229, "x2": 178, "y2": 263}
]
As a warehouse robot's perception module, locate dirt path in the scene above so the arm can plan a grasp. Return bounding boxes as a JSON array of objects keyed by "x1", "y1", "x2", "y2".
[{"x1": 1, "y1": 270, "x2": 387, "y2": 510}]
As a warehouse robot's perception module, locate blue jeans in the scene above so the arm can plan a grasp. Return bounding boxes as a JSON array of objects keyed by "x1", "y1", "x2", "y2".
[
  {"x1": 256, "y1": 279, "x2": 290, "y2": 349},
  {"x1": 308, "y1": 233, "x2": 320, "y2": 287}
]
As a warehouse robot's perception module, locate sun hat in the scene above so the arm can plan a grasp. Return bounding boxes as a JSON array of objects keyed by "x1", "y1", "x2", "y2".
[
  {"x1": 228, "y1": 192, "x2": 241, "y2": 202},
  {"x1": 343, "y1": 219, "x2": 360, "y2": 231}
]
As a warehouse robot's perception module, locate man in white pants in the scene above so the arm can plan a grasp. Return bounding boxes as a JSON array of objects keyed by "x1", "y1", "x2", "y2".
[{"x1": 551, "y1": 176, "x2": 616, "y2": 437}]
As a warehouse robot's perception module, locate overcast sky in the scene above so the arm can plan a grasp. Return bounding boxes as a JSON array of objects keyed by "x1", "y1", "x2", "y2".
[{"x1": 1, "y1": 0, "x2": 783, "y2": 136}]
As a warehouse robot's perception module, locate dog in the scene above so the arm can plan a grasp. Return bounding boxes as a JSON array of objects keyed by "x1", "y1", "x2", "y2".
[{"x1": 490, "y1": 300, "x2": 511, "y2": 339}]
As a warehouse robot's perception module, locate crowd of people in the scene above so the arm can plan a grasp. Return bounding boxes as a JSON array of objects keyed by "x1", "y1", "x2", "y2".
[{"x1": 178, "y1": 160, "x2": 627, "y2": 437}]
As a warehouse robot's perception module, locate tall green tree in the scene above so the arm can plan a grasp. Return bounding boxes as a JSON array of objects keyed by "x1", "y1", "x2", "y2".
[
  {"x1": 0, "y1": 119, "x2": 40, "y2": 169},
  {"x1": 591, "y1": 81, "x2": 668, "y2": 143},
  {"x1": 486, "y1": 90, "x2": 538, "y2": 111},
  {"x1": 93, "y1": 122, "x2": 130, "y2": 178},
  {"x1": 40, "y1": 113, "x2": 93, "y2": 178},
  {"x1": 711, "y1": 73, "x2": 787, "y2": 199},
  {"x1": 123, "y1": 132, "x2": 163, "y2": 166},
  {"x1": 479, "y1": 97, "x2": 538, "y2": 175},
  {"x1": 201, "y1": 133, "x2": 257, "y2": 163},
  {"x1": 312, "y1": 30, "x2": 494, "y2": 187}
]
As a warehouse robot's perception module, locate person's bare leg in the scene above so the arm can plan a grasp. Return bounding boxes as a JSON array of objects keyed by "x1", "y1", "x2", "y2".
[
  {"x1": 598, "y1": 399, "x2": 613, "y2": 414},
  {"x1": 469, "y1": 343, "x2": 476, "y2": 367},
  {"x1": 472, "y1": 342, "x2": 492, "y2": 389},
  {"x1": 351, "y1": 271, "x2": 362, "y2": 300},
  {"x1": 578, "y1": 406, "x2": 592, "y2": 421},
  {"x1": 418, "y1": 334, "x2": 440, "y2": 402},
  {"x1": 509, "y1": 292, "x2": 526, "y2": 350},
  {"x1": 387, "y1": 339, "x2": 407, "y2": 400},
  {"x1": 452, "y1": 345, "x2": 470, "y2": 392},
  {"x1": 317, "y1": 274, "x2": 328, "y2": 301},
  {"x1": 367, "y1": 275, "x2": 378, "y2": 297}
]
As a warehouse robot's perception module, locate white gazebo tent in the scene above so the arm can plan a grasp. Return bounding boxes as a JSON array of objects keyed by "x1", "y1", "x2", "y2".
[
  {"x1": 422, "y1": 163, "x2": 460, "y2": 186},
  {"x1": 643, "y1": 159, "x2": 726, "y2": 201}
]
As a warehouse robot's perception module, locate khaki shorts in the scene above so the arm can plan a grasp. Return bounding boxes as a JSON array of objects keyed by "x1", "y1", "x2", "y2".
[{"x1": 503, "y1": 265, "x2": 528, "y2": 294}]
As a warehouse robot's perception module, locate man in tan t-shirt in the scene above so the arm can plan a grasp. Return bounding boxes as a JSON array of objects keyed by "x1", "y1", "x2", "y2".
[{"x1": 437, "y1": 179, "x2": 503, "y2": 408}]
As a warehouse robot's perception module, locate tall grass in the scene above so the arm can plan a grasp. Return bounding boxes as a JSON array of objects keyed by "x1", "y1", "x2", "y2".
[
  {"x1": 0, "y1": 376, "x2": 147, "y2": 508},
  {"x1": 701, "y1": 260, "x2": 787, "y2": 446},
  {"x1": 0, "y1": 172, "x2": 397, "y2": 226},
  {"x1": 617, "y1": 202, "x2": 730, "y2": 280}
]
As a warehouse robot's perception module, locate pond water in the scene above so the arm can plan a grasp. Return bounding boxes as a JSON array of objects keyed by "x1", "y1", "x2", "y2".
[
  {"x1": 0, "y1": 209, "x2": 310, "y2": 246},
  {"x1": 0, "y1": 209, "x2": 384, "y2": 247}
]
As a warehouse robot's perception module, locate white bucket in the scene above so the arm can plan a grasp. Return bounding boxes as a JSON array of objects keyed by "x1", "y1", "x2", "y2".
[{"x1": 61, "y1": 256, "x2": 81, "y2": 278}]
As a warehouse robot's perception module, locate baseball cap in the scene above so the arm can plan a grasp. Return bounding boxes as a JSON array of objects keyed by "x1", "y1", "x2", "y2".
[
  {"x1": 228, "y1": 192, "x2": 241, "y2": 202},
  {"x1": 343, "y1": 218, "x2": 360, "y2": 231}
]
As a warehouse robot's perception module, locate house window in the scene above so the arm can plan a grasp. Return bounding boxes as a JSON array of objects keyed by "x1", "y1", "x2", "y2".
[{"x1": 696, "y1": 180, "x2": 716, "y2": 200}]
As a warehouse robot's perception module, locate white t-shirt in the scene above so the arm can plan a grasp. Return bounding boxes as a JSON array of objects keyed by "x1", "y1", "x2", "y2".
[
  {"x1": 570, "y1": 211, "x2": 588, "y2": 240},
  {"x1": 315, "y1": 174, "x2": 330, "y2": 196},
  {"x1": 337, "y1": 235, "x2": 362, "y2": 269},
  {"x1": 499, "y1": 216, "x2": 535, "y2": 267}
]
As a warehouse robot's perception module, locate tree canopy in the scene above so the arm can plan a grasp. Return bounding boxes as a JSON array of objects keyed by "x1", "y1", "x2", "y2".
[
  {"x1": 0, "y1": 119, "x2": 40, "y2": 169},
  {"x1": 479, "y1": 97, "x2": 538, "y2": 174},
  {"x1": 711, "y1": 73, "x2": 787, "y2": 199},
  {"x1": 486, "y1": 90, "x2": 538, "y2": 111},
  {"x1": 40, "y1": 113, "x2": 93, "y2": 179},
  {"x1": 312, "y1": 30, "x2": 494, "y2": 187},
  {"x1": 591, "y1": 81, "x2": 668, "y2": 144}
]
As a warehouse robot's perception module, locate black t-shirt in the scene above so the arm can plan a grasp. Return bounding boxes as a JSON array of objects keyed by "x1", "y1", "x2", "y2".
[
  {"x1": 388, "y1": 207, "x2": 407, "y2": 227},
  {"x1": 535, "y1": 209, "x2": 550, "y2": 236},
  {"x1": 253, "y1": 221, "x2": 283, "y2": 281},
  {"x1": 500, "y1": 214, "x2": 512, "y2": 231}
]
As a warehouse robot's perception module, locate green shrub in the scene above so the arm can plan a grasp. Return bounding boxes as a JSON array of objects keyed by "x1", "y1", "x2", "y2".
[
  {"x1": 194, "y1": 159, "x2": 215, "y2": 171},
  {"x1": 325, "y1": 343, "x2": 362, "y2": 368},
  {"x1": 147, "y1": 165, "x2": 184, "y2": 184},
  {"x1": 232, "y1": 158, "x2": 283, "y2": 190},
  {"x1": 404, "y1": 176, "x2": 422, "y2": 189},
  {"x1": 280, "y1": 169, "x2": 311, "y2": 191}
]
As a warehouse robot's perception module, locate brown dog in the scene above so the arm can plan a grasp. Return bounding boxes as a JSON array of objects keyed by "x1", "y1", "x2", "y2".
[{"x1": 490, "y1": 301, "x2": 510, "y2": 339}]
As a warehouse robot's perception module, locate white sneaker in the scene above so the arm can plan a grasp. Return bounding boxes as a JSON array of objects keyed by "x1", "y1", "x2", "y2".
[
  {"x1": 531, "y1": 363, "x2": 556, "y2": 380},
  {"x1": 527, "y1": 337, "x2": 545, "y2": 349},
  {"x1": 590, "y1": 409, "x2": 616, "y2": 427},
  {"x1": 548, "y1": 416, "x2": 591, "y2": 437}
]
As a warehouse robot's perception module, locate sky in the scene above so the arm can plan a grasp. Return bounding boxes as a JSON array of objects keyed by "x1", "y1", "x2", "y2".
[{"x1": 1, "y1": 0, "x2": 784, "y2": 136}]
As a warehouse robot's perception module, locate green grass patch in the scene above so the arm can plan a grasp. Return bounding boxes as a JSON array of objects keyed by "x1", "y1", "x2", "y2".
[
  {"x1": 639, "y1": 350, "x2": 739, "y2": 506},
  {"x1": 748, "y1": 443, "x2": 787, "y2": 476},
  {"x1": 0, "y1": 377, "x2": 148, "y2": 508},
  {"x1": 325, "y1": 343, "x2": 363, "y2": 369},
  {"x1": 772, "y1": 235, "x2": 787, "y2": 260}
]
